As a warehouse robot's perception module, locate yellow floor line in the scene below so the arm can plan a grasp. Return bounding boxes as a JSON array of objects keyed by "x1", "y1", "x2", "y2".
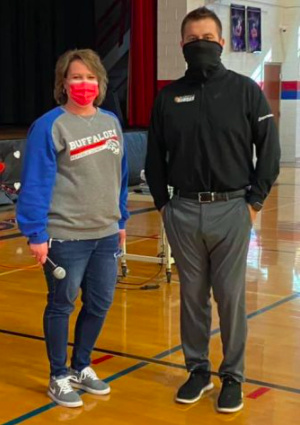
[
  {"x1": 0, "y1": 264, "x2": 39, "y2": 277},
  {"x1": 126, "y1": 237, "x2": 154, "y2": 246}
]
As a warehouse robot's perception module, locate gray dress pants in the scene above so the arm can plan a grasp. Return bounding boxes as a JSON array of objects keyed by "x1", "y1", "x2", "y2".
[{"x1": 163, "y1": 196, "x2": 252, "y2": 382}]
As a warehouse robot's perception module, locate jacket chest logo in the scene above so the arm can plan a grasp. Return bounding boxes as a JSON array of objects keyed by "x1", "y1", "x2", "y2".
[{"x1": 174, "y1": 95, "x2": 195, "y2": 103}]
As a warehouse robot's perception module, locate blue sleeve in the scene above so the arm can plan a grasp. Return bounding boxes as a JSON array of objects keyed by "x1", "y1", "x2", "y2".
[
  {"x1": 16, "y1": 118, "x2": 57, "y2": 244},
  {"x1": 119, "y1": 140, "x2": 130, "y2": 229}
]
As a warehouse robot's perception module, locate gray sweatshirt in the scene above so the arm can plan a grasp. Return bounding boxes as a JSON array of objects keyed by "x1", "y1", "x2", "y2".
[{"x1": 17, "y1": 107, "x2": 129, "y2": 244}]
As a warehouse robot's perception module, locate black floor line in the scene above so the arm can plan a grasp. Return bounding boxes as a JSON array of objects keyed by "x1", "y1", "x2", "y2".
[{"x1": 1, "y1": 325, "x2": 300, "y2": 396}]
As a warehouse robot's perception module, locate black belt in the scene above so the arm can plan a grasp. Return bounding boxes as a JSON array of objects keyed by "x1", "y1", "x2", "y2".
[{"x1": 173, "y1": 189, "x2": 246, "y2": 203}]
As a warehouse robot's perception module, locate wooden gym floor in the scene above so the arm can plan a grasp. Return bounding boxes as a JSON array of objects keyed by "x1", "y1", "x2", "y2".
[{"x1": 0, "y1": 166, "x2": 300, "y2": 424}]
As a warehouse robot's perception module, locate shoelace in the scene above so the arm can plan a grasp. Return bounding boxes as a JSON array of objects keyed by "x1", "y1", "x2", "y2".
[
  {"x1": 56, "y1": 377, "x2": 74, "y2": 394},
  {"x1": 80, "y1": 367, "x2": 98, "y2": 381}
]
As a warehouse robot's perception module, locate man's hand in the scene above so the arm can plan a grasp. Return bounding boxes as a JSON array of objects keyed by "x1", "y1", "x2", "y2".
[
  {"x1": 29, "y1": 242, "x2": 48, "y2": 265},
  {"x1": 248, "y1": 205, "x2": 258, "y2": 224},
  {"x1": 119, "y1": 229, "x2": 126, "y2": 247},
  {"x1": 160, "y1": 206, "x2": 165, "y2": 216}
]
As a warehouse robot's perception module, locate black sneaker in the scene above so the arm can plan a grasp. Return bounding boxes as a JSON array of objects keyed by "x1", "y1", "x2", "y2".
[
  {"x1": 176, "y1": 371, "x2": 214, "y2": 404},
  {"x1": 217, "y1": 377, "x2": 243, "y2": 413}
]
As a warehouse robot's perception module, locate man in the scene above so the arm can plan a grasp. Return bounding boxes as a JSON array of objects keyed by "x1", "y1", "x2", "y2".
[{"x1": 145, "y1": 7, "x2": 280, "y2": 414}]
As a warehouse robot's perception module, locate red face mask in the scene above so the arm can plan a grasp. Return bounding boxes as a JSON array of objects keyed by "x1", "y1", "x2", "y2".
[{"x1": 68, "y1": 81, "x2": 99, "y2": 106}]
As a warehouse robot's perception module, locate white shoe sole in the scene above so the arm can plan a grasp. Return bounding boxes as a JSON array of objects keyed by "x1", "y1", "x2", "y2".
[
  {"x1": 176, "y1": 382, "x2": 214, "y2": 404},
  {"x1": 70, "y1": 382, "x2": 111, "y2": 395},
  {"x1": 217, "y1": 402, "x2": 244, "y2": 413},
  {"x1": 47, "y1": 391, "x2": 83, "y2": 408}
]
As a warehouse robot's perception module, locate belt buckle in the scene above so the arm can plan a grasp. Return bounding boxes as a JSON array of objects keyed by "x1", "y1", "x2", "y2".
[{"x1": 198, "y1": 192, "x2": 213, "y2": 203}]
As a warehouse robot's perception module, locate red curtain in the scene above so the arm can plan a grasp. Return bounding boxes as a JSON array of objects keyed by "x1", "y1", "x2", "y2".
[{"x1": 128, "y1": 0, "x2": 157, "y2": 127}]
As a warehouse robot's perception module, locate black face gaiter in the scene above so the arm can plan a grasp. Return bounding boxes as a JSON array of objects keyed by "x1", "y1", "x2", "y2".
[{"x1": 183, "y1": 39, "x2": 223, "y2": 79}]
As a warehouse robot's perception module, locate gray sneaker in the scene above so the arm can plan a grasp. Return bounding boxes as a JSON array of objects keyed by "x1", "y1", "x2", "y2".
[
  {"x1": 69, "y1": 367, "x2": 110, "y2": 395},
  {"x1": 48, "y1": 376, "x2": 83, "y2": 408}
]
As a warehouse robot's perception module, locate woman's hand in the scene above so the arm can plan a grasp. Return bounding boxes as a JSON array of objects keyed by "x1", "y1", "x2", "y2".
[{"x1": 29, "y1": 242, "x2": 48, "y2": 265}]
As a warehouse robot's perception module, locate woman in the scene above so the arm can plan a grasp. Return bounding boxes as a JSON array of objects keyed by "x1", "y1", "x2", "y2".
[{"x1": 17, "y1": 49, "x2": 129, "y2": 408}]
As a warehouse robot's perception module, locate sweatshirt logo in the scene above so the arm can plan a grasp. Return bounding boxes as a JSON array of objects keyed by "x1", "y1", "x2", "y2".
[
  {"x1": 69, "y1": 129, "x2": 120, "y2": 161},
  {"x1": 174, "y1": 95, "x2": 195, "y2": 103}
]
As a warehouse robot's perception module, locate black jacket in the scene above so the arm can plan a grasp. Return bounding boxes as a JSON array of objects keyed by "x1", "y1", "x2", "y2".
[{"x1": 145, "y1": 64, "x2": 280, "y2": 210}]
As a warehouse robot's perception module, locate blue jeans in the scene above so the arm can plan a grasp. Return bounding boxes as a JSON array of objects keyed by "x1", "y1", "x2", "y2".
[{"x1": 43, "y1": 233, "x2": 120, "y2": 377}]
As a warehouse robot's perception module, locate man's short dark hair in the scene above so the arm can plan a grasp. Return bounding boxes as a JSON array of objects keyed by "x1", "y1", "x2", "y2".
[{"x1": 181, "y1": 7, "x2": 223, "y2": 39}]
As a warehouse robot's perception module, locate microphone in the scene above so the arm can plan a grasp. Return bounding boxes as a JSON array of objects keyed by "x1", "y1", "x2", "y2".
[{"x1": 46, "y1": 257, "x2": 66, "y2": 280}]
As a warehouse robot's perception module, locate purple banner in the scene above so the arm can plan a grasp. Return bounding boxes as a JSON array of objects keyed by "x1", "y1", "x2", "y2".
[
  {"x1": 230, "y1": 4, "x2": 246, "y2": 52},
  {"x1": 247, "y1": 7, "x2": 262, "y2": 53}
]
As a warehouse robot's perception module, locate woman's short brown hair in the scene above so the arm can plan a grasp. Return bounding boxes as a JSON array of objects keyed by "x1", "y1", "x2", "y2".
[{"x1": 54, "y1": 49, "x2": 108, "y2": 106}]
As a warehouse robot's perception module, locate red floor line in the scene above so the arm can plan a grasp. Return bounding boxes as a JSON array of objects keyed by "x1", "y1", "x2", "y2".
[
  {"x1": 92, "y1": 354, "x2": 114, "y2": 365},
  {"x1": 247, "y1": 387, "x2": 271, "y2": 399}
]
